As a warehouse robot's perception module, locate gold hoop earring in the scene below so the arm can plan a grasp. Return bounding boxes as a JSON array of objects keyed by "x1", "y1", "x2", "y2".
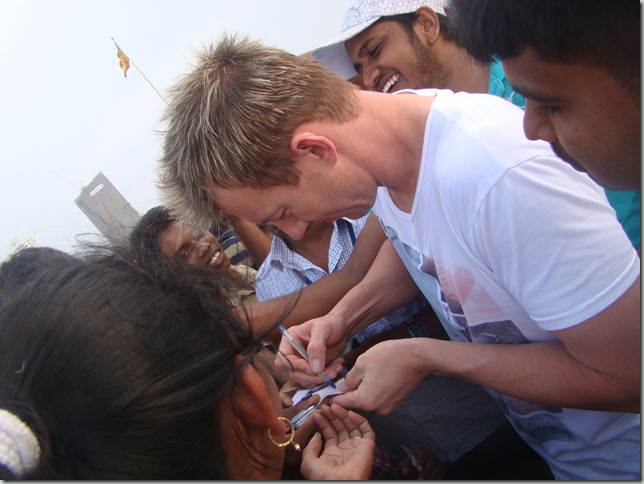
[{"x1": 267, "y1": 417, "x2": 301, "y2": 452}]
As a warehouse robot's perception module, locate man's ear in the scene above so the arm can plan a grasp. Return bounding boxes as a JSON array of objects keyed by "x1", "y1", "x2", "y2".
[
  {"x1": 414, "y1": 6, "x2": 441, "y2": 44},
  {"x1": 233, "y1": 355, "x2": 283, "y2": 434},
  {"x1": 290, "y1": 131, "x2": 337, "y2": 166}
]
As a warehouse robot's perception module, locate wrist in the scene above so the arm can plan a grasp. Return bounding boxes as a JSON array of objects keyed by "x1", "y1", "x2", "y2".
[
  {"x1": 327, "y1": 300, "x2": 364, "y2": 337},
  {"x1": 406, "y1": 337, "x2": 438, "y2": 375}
]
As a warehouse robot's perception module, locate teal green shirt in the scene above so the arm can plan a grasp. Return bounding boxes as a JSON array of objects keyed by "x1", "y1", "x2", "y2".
[
  {"x1": 488, "y1": 61, "x2": 640, "y2": 250},
  {"x1": 488, "y1": 60, "x2": 525, "y2": 108},
  {"x1": 604, "y1": 189, "x2": 641, "y2": 250}
]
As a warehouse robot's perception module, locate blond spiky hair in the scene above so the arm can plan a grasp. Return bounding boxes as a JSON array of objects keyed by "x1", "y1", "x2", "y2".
[{"x1": 157, "y1": 33, "x2": 359, "y2": 233}]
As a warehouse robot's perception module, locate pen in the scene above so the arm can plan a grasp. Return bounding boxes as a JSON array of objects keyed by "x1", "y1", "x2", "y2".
[{"x1": 278, "y1": 324, "x2": 336, "y2": 389}]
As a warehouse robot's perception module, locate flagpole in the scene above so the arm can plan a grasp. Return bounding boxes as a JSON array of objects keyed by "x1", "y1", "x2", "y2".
[{"x1": 111, "y1": 37, "x2": 167, "y2": 104}]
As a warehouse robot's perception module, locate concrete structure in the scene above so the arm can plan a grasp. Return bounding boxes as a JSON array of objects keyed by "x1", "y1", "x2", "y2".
[{"x1": 74, "y1": 172, "x2": 141, "y2": 244}]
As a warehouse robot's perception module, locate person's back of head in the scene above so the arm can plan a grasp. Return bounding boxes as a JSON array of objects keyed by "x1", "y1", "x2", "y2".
[
  {"x1": 448, "y1": 0, "x2": 640, "y2": 101},
  {"x1": 0, "y1": 247, "x2": 78, "y2": 306},
  {"x1": 157, "y1": 33, "x2": 361, "y2": 236},
  {"x1": 0, "y1": 247, "x2": 257, "y2": 479}
]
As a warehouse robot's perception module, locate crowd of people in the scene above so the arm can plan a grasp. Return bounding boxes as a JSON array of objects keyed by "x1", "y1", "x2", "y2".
[{"x1": 0, "y1": 0, "x2": 640, "y2": 479}]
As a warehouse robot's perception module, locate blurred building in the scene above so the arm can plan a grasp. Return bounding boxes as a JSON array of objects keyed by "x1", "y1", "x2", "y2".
[
  {"x1": 5, "y1": 236, "x2": 41, "y2": 260},
  {"x1": 75, "y1": 172, "x2": 141, "y2": 245}
]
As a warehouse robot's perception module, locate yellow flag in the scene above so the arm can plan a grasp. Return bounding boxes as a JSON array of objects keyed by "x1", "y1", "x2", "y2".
[{"x1": 116, "y1": 48, "x2": 130, "y2": 78}]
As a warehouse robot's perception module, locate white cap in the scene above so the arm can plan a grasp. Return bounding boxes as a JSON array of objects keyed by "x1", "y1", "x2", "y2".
[{"x1": 312, "y1": 0, "x2": 446, "y2": 79}]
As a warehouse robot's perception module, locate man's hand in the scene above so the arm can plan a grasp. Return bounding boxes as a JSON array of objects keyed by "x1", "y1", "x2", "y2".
[
  {"x1": 300, "y1": 404, "x2": 376, "y2": 480},
  {"x1": 332, "y1": 339, "x2": 430, "y2": 415},
  {"x1": 276, "y1": 313, "x2": 350, "y2": 386}
]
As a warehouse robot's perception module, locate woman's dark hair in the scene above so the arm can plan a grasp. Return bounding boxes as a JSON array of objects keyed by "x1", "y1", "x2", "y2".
[
  {"x1": 0, "y1": 247, "x2": 78, "y2": 306},
  {"x1": 129, "y1": 205, "x2": 174, "y2": 257},
  {"x1": 0, "y1": 245, "x2": 272, "y2": 479}
]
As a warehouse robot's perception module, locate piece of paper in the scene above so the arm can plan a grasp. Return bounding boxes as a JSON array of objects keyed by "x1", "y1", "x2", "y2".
[{"x1": 291, "y1": 378, "x2": 345, "y2": 407}]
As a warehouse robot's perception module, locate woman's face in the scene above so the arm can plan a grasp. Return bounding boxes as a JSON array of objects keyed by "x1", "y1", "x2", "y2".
[
  {"x1": 160, "y1": 222, "x2": 231, "y2": 271},
  {"x1": 226, "y1": 342, "x2": 289, "y2": 480}
]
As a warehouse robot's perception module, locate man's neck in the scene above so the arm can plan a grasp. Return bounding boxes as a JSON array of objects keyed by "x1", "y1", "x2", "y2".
[{"x1": 358, "y1": 91, "x2": 434, "y2": 213}]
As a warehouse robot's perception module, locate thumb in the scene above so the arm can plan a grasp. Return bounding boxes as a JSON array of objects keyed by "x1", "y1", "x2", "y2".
[
  {"x1": 329, "y1": 370, "x2": 362, "y2": 409},
  {"x1": 329, "y1": 389, "x2": 361, "y2": 410},
  {"x1": 302, "y1": 431, "x2": 323, "y2": 461},
  {"x1": 307, "y1": 331, "x2": 329, "y2": 374}
]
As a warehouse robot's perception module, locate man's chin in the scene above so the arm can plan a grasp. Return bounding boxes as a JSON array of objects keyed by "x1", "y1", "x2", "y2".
[{"x1": 551, "y1": 143, "x2": 586, "y2": 173}]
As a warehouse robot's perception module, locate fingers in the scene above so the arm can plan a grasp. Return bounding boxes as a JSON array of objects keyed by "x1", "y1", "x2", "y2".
[
  {"x1": 329, "y1": 369, "x2": 363, "y2": 409},
  {"x1": 331, "y1": 362, "x2": 410, "y2": 415},
  {"x1": 313, "y1": 408, "x2": 339, "y2": 447},
  {"x1": 282, "y1": 393, "x2": 321, "y2": 419},
  {"x1": 285, "y1": 359, "x2": 346, "y2": 388},
  {"x1": 314, "y1": 403, "x2": 374, "y2": 444},
  {"x1": 306, "y1": 334, "x2": 330, "y2": 374},
  {"x1": 276, "y1": 326, "x2": 311, "y2": 370},
  {"x1": 306, "y1": 319, "x2": 346, "y2": 373},
  {"x1": 301, "y1": 431, "x2": 323, "y2": 461},
  {"x1": 345, "y1": 407, "x2": 375, "y2": 442}
]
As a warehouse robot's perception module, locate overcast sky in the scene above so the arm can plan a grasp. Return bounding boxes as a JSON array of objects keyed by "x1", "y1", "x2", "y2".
[{"x1": 0, "y1": 0, "x2": 349, "y2": 260}]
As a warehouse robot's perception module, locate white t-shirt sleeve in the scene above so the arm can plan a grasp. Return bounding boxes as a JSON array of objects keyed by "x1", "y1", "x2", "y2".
[{"x1": 473, "y1": 157, "x2": 639, "y2": 331}]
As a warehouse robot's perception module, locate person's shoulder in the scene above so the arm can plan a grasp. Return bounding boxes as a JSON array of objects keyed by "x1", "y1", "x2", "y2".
[{"x1": 394, "y1": 87, "x2": 442, "y2": 98}]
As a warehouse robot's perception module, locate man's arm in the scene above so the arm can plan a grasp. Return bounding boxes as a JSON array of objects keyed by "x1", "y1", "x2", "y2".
[
  {"x1": 226, "y1": 215, "x2": 273, "y2": 267},
  {"x1": 276, "y1": 238, "x2": 421, "y2": 380},
  {"x1": 333, "y1": 277, "x2": 640, "y2": 414},
  {"x1": 311, "y1": 239, "x2": 422, "y2": 347}
]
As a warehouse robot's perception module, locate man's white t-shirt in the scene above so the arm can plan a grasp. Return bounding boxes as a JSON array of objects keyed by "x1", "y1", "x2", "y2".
[{"x1": 374, "y1": 88, "x2": 640, "y2": 480}]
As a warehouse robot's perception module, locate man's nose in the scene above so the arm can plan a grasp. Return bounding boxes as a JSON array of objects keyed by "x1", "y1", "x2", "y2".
[
  {"x1": 523, "y1": 100, "x2": 558, "y2": 143},
  {"x1": 193, "y1": 236, "x2": 211, "y2": 259},
  {"x1": 362, "y1": 62, "x2": 381, "y2": 92},
  {"x1": 272, "y1": 217, "x2": 308, "y2": 241}
]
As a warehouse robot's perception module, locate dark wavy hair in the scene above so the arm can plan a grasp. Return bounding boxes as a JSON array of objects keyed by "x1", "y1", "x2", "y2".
[
  {"x1": 128, "y1": 205, "x2": 174, "y2": 257},
  {"x1": 448, "y1": 0, "x2": 640, "y2": 101},
  {"x1": 0, "y1": 245, "x2": 277, "y2": 479},
  {"x1": 0, "y1": 247, "x2": 78, "y2": 307}
]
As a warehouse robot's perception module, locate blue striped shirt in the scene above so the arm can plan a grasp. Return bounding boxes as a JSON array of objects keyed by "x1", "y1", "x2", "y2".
[{"x1": 256, "y1": 216, "x2": 425, "y2": 343}]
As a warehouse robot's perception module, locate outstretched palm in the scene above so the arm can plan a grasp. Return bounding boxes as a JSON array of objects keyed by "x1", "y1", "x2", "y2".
[{"x1": 300, "y1": 404, "x2": 376, "y2": 480}]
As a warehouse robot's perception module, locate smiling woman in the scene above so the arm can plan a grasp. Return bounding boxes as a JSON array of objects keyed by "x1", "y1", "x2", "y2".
[{"x1": 129, "y1": 205, "x2": 258, "y2": 307}]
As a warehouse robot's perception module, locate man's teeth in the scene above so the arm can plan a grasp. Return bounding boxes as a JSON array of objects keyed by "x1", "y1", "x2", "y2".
[
  {"x1": 382, "y1": 73, "x2": 400, "y2": 93},
  {"x1": 208, "y1": 250, "x2": 221, "y2": 266}
]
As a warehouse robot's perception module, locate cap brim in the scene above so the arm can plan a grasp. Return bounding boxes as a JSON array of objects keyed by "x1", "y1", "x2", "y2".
[
  {"x1": 311, "y1": 43, "x2": 357, "y2": 80},
  {"x1": 311, "y1": 17, "x2": 380, "y2": 79}
]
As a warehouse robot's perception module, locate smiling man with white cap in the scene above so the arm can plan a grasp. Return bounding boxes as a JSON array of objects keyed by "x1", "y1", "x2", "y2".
[{"x1": 312, "y1": 0, "x2": 523, "y2": 106}]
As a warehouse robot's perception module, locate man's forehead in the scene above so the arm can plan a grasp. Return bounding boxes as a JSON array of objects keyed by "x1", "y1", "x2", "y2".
[
  {"x1": 345, "y1": 20, "x2": 396, "y2": 58},
  {"x1": 209, "y1": 186, "x2": 275, "y2": 223},
  {"x1": 160, "y1": 223, "x2": 190, "y2": 254},
  {"x1": 502, "y1": 50, "x2": 568, "y2": 103}
]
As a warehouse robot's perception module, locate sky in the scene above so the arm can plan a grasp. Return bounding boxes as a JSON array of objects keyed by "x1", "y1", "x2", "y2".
[{"x1": 0, "y1": 0, "x2": 350, "y2": 260}]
